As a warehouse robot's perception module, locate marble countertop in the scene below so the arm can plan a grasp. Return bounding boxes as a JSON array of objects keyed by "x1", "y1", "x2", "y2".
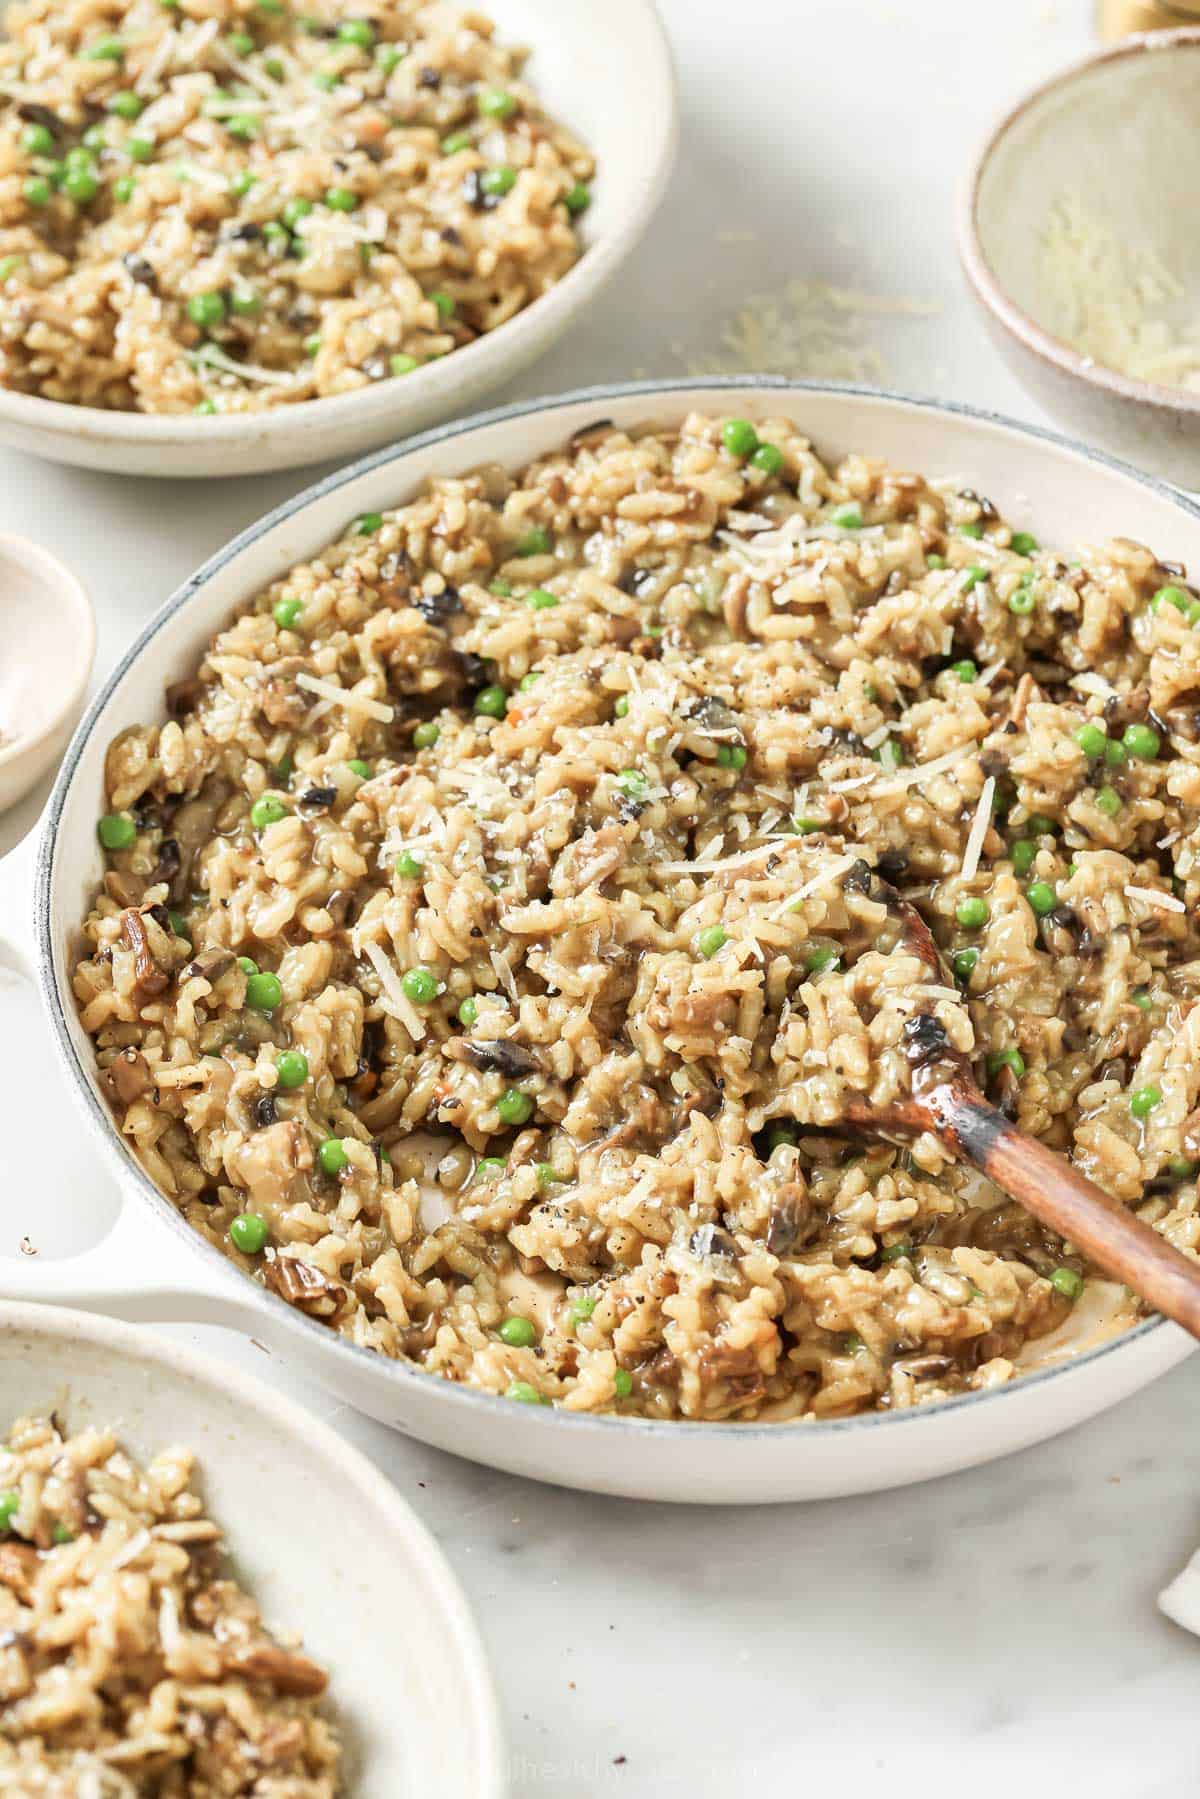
[{"x1": 4, "y1": 0, "x2": 1199, "y2": 1792}]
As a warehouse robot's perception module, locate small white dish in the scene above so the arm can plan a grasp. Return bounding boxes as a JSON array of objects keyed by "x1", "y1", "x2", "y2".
[
  {"x1": 0, "y1": 0, "x2": 677, "y2": 481},
  {"x1": 0, "y1": 1300, "x2": 504, "y2": 1797},
  {"x1": 959, "y1": 29, "x2": 1200, "y2": 485},
  {"x1": 0, "y1": 534, "x2": 94, "y2": 813}
]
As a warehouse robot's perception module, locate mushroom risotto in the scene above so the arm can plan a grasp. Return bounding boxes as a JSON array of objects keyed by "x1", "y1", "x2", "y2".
[
  {"x1": 74, "y1": 411, "x2": 1200, "y2": 1421},
  {"x1": 0, "y1": 0, "x2": 592, "y2": 413},
  {"x1": 0, "y1": 1414, "x2": 340, "y2": 1795}
]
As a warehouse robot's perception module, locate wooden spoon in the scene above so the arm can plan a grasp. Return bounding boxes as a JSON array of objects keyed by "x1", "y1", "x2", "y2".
[{"x1": 840, "y1": 892, "x2": 1200, "y2": 1341}]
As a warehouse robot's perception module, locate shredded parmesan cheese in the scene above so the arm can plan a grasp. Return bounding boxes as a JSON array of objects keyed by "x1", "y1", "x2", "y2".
[
  {"x1": 870, "y1": 742, "x2": 978, "y2": 796},
  {"x1": 1125, "y1": 884, "x2": 1186, "y2": 914},
  {"x1": 361, "y1": 939, "x2": 425, "y2": 1038},
  {"x1": 771, "y1": 853, "x2": 862, "y2": 920},
  {"x1": 960, "y1": 776, "x2": 995, "y2": 884},
  {"x1": 294, "y1": 671, "x2": 394, "y2": 723}
]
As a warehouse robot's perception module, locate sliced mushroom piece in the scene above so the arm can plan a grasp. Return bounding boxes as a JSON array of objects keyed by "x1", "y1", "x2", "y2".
[
  {"x1": 265, "y1": 1254, "x2": 349, "y2": 1321},
  {"x1": 121, "y1": 908, "x2": 170, "y2": 1000},
  {"x1": 222, "y1": 1639, "x2": 329, "y2": 1697},
  {"x1": 104, "y1": 1047, "x2": 153, "y2": 1107}
]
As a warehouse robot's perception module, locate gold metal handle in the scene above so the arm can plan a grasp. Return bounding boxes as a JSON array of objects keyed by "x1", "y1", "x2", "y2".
[{"x1": 1098, "y1": 0, "x2": 1200, "y2": 38}]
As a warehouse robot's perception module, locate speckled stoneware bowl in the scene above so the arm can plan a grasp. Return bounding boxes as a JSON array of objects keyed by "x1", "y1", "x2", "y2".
[
  {"x1": 0, "y1": 1302, "x2": 503, "y2": 1795},
  {"x1": 1, "y1": 379, "x2": 1196, "y2": 1504},
  {"x1": 959, "y1": 29, "x2": 1200, "y2": 486}
]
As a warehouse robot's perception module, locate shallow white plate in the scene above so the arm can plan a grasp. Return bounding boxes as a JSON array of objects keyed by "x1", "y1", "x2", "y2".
[
  {"x1": 0, "y1": 1301, "x2": 503, "y2": 1796},
  {"x1": 1, "y1": 378, "x2": 1196, "y2": 1503},
  {"x1": 0, "y1": 0, "x2": 677, "y2": 478}
]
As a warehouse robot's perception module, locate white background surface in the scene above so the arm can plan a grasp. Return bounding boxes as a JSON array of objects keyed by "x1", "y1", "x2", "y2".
[{"x1": 6, "y1": 1, "x2": 1200, "y2": 1794}]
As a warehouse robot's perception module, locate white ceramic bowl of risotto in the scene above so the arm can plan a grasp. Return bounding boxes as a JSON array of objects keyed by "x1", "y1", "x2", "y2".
[
  {"x1": 0, "y1": 378, "x2": 1197, "y2": 1505},
  {"x1": 0, "y1": 1301, "x2": 503, "y2": 1795},
  {"x1": 0, "y1": 0, "x2": 676, "y2": 479}
]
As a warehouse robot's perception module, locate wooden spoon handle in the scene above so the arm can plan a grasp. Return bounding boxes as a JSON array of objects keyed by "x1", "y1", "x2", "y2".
[{"x1": 943, "y1": 1089, "x2": 1200, "y2": 1340}]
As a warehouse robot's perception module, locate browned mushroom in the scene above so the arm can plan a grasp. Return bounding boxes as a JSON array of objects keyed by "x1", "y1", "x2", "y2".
[
  {"x1": 222, "y1": 1640, "x2": 329, "y2": 1697},
  {"x1": 104, "y1": 1047, "x2": 153, "y2": 1107},
  {"x1": 264, "y1": 1254, "x2": 348, "y2": 1321},
  {"x1": 121, "y1": 909, "x2": 170, "y2": 1000}
]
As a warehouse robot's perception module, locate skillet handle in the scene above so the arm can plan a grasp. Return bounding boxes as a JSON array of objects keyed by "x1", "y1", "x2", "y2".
[
  {"x1": 0, "y1": 824, "x2": 37, "y2": 982},
  {"x1": 0, "y1": 1188, "x2": 261, "y2": 1330}
]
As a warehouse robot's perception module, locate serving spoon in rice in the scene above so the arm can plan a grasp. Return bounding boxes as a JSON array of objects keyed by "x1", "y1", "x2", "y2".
[{"x1": 841, "y1": 893, "x2": 1200, "y2": 1342}]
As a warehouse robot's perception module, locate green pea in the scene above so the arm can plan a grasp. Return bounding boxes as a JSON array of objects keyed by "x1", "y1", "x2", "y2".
[
  {"x1": 564, "y1": 181, "x2": 591, "y2": 216},
  {"x1": 237, "y1": 956, "x2": 259, "y2": 975},
  {"x1": 614, "y1": 695, "x2": 630, "y2": 718},
  {"x1": 325, "y1": 185, "x2": 358, "y2": 211},
  {"x1": 793, "y1": 816, "x2": 825, "y2": 835},
  {"x1": 0, "y1": 1489, "x2": 20, "y2": 1532},
  {"x1": 475, "y1": 1155, "x2": 507, "y2": 1183},
  {"x1": 830, "y1": 504, "x2": 863, "y2": 529},
  {"x1": 1050, "y1": 1265, "x2": 1083, "y2": 1301},
  {"x1": 489, "y1": 578, "x2": 513, "y2": 596},
  {"x1": 1027, "y1": 881, "x2": 1057, "y2": 916},
  {"x1": 23, "y1": 175, "x2": 52, "y2": 207},
  {"x1": 21, "y1": 121, "x2": 55, "y2": 154},
  {"x1": 51, "y1": 1521, "x2": 73, "y2": 1545},
  {"x1": 537, "y1": 1164, "x2": 565, "y2": 1186},
  {"x1": 186, "y1": 290, "x2": 226, "y2": 330},
  {"x1": 1095, "y1": 786, "x2": 1123, "y2": 817},
  {"x1": 128, "y1": 134, "x2": 155, "y2": 162},
  {"x1": 112, "y1": 174, "x2": 136, "y2": 201},
  {"x1": 926, "y1": 554, "x2": 946, "y2": 569},
  {"x1": 516, "y1": 526, "x2": 551, "y2": 557},
  {"x1": 613, "y1": 1368, "x2": 633, "y2": 1398},
  {"x1": 230, "y1": 1212, "x2": 268, "y2": 1254},
  {"x1": 227, "y1": 29, "x2": 255, "y2": 52},
  {"x1": 312, "y1": 69, "x2": 338, "y2": 90},
  {"x1": 499, "y1": 1314, "x2": 536, "y2": 1346},
  {"x1": 303, "y1": 333, "x2": 322, "y2": 357},
  {"x1": 480, "y1": 165, "x2": 516, "y2": 197},
  {"x1": 84, "y1": 34, "x2": 126, "y2": 59},
  {"x1": 1010, "y1": 840, "x2": 1036, "y2": 877},
  {"x1": 281, "y1": 197, "x2": 313, "y2": 229},
  {"x1": 62, "y1": 165, "x2": 99, "y2": 203},
  {"x1": 570, "y1": 1295, "x2": 597, "y2": 1323},
  {"x1": 1122, "y1": 722, "x2": 1160, "y2": 761},
  {"x1": 805, "y1": 947, "x2": 839, "y2": 973},
  {"x1": 616, "y1": 769, "x2": 649, "y2": 801},
  {"x1": 346, "y1": 759, "x2": 370, "y2": 780},
  {"x1": 0, "y1": 255, "x2": 22, "y2": 280},
  {"x1": 1132, "y1": 986, "x2": 1153, "y2": 1012},
  {"x1": 749, "y1": 441, "x2": 784, "y2": 476},
  {"x1": 962, "y1": 565, "x2": 988, "y2": 592},
  {"x1": 82, "y1": 125, "x2": 108, "y2": 149},
  {"x1": 1008, "y1": 582, "x2": 1035, "y2": 615},
  {"x1": 986, "y1": 1047, "x2": 1025, "y2": 1079},
  {"x1": 318, "y1": 1138, "x2": 349, "y2": 1176},
  {"x1": 244, "y1": 971, "x2": 282, "y2": 1011},
  {"x1": 1025, "y1": 813, "x2": 1056, "y2": 837},
  {"x1": 395, "y1": 851, "x2": 424, "y2": 880},
  {"x1": 250, "y1": 796, "x2": 286, "y2": 830},
  {"x1": 1073, "y1": 723, "x2": 1107, "y2": 759},
  {"x1": 879, "y1": 1242, "x2": 914, "y2": 1262},
  {"x1": 354, "y1": 511, "x2": 383, "y2": 535},
  {"x1": 497, "y1": 1088, "x2": 533, "y2": 1125},
  {"x1": 230, "y1": 283, "x2": 262, "y2": 316},
  {"x1": 1104, "y1": 739, "x2": 1127, "y2": 767},
  {"x1": 1010, "y1": 531, "x2": 1039, "y2": 556},
  {"x1": 959, "y1": 520, "x2": 984, "y2": 539},
  {"x1": 376, "y1": 43, "x2": 405, "y2": 72},
  {"x1": 458, "y1": 997, "x2": 478, "y2": 1027},
  {"x1": 721, "y1": 418, "x2": 759, "y2": 459},
  {"x1": 505, "y1": 1381, "x2": 544, "y2": 1404},
  {"x1": 697, "y1": 924, "x2": 727, "y2": 959},
  {"x1": 478, "y1": 87, "x2": 517, "y2": 119},
  {"x1": 338, "y1": 17, "x2": 375, "y2": 46},
  {"x1": 1167, "y1": 1155, "x2": 1197, "y2": 1180},
  {"x1": 956, "y1": 896, "x2": 989, "y2": 930},
  {"x1": 474, "y1": 685, "x2": 508, "y2": 719},
  {"x1": 273, "y1": 595, "x2": 302, "y2": 629},
  {"x1": 226, "y1": 114, "x2": 258, "y2": 140},
  {"x1": 716, "y1": 744, "x2": 748, "y2": 769},
  {"x1": 526, "y1": 588, "x2": 558, "y2": 609},
  {"x1": 275, "y1": 1049, "x2": 308, "y2": 1089},
  {"x1": 98, "y1": 813, "x2": 136, "y2": 850},
  {"x1": 1129, "y1": 1084, "x2": 1162, "y2": 1119},
  {"x1": 441, "y1": 130, "x2": 472, "y2": 154},
  {"x1": 265, "y1": 56, "x2": 285, "y2": 80},
  {"x1": 413, "y1": 721, "x2": 440, "y2": 748},
  {"x1": 952, "y1": 947, "x2": 979, "y2": 981},
  {"x1": 430, "y1": 289, "x2": 455, "y2": 321},
  {"x1": 950, "y1": 659, "x2": 977, "y2": 682},
  {"x1": 401, "y1": 967, "x2": 438, "y2": 1004}
]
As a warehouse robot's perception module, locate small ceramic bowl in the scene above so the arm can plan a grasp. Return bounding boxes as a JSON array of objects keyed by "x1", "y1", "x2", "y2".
[
  {"x1": 0, "y1": 1301, "x2": 504, "y2": 1797},
  {"x1": 958, "y1": 29, "x2": 1200, "y2": 486},
  {"x1": 0, "y1": 534, "x2": 94, "y2": 813},
  {"x1": 0, "y1": 0, "x2": 676, "y2": 481}
]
